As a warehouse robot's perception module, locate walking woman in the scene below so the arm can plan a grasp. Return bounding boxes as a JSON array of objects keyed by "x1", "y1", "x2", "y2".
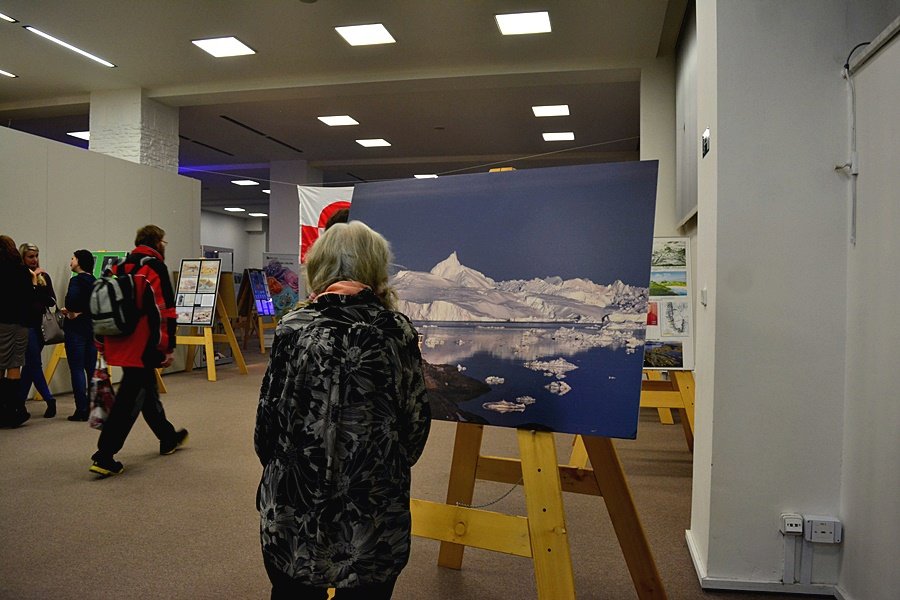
[
  {"x1": 255, "y1": 221, "x2": 430, "y2": 599},
  {"x1": 0, "y1": 235, "x2": 38, "y2": 427},
  {"x1": 18, "y1": 243, "x2": 57, "y2": 418},
  {"x1": 61, "y1": 250, "x2": 97, "y2": 421}
]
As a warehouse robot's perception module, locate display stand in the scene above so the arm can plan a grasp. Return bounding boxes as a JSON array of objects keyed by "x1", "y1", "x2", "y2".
[
  {"x1": 36, "y1": 345, "x2": 167, "y2": 400},
  {"x1": 410, "y1": 422, "x2": 667, "y2": 599},
  {"x1": 177, "y1": 294, "x2": 248, "y2": 382}
]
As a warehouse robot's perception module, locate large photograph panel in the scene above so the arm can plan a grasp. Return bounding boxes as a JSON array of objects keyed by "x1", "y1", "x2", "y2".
[{"x1": 350, "y1": 163, "x2": 658, "y2": 438}]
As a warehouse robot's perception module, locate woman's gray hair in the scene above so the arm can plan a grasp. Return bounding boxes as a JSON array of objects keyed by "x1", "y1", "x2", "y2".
[{"x1": 304, "y1": 220, "x2": 398, "y2": 310}]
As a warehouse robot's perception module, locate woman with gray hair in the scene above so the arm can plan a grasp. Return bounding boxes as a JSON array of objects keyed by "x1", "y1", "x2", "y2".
[{"x1": 255, "y1": 220, "x2": 430, "y2": 599}]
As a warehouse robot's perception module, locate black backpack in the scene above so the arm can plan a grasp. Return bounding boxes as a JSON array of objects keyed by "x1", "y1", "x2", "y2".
[{"x1": 90, "y1": 257, "x2": 151, "y2": 336}]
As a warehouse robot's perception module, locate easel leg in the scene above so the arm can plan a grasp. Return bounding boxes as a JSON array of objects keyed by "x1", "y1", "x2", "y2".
[
  {"x1": 437, "y1": 422, "x2": 484, "y2": 569},
  {"x1": 648, "y1": 371, "x2": 675, "y2": 424},
  {"x1": 219, "y1": 309, "x2": 248, "y2": 374},
  {"x1": 258, "y1": 316, "x2": 265, "y2": 354},
  {"x1": 518, "y1": 429, "x2": 575, "y2": 599},
  {"x1": 155, "y1": 369, "x2": 167, "y2": 394},
  {"x1": 582, "y1": 436, "x2": 667, "y2": 600},
  {"x1": 204, "y1": 327, "x2": 217, "y2": 382},
  {"x1": 184, "y1": 327, "x2": 197, "y2": 373},
  {"x1": 672, "y1": 371, "x2": 695, "y2": 452},
  {"x1": 568, "y1": 434, "x2": 589, "y2": 468}
]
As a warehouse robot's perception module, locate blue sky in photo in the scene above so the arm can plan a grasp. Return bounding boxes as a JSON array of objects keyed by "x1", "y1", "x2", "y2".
[
  {"x1": 650, "y1": 270, "x2": 687, "y2": 283},
  {"x1": 349, "y1": 162, "x2": 659, "y2": 287}
]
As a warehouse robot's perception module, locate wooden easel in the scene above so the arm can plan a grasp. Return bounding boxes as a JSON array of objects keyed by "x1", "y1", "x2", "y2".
[
  {"x1": 639, "y1": 369, "x2": 695, "y2": 451},
  {"x1": 177, "y1": 294, "x2": 248, "y2": 382},
  {"x1": 36, "y1": 345, "x2": 167, "y2": 399},
  {"x1": 240, "y1": 309, "x2": 277, "y2": 354},
  {"x1": 410, "y1": 422, "x2": 667, "y2": 599}
]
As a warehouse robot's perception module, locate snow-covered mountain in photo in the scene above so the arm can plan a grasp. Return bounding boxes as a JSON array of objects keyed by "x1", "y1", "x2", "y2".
[{"x1": 393, "y1": 252, "x2": 647, "y2": 323}]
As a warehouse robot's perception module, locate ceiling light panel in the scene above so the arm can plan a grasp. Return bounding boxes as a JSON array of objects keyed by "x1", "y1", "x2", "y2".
[
  {"x1": 262, "y1": 189, "x2": 271, "y2": 194},
  {"x1": 543, "y1": 132, "x2": 575, "y2": 141},
  {"x1": 231, "y1": 180, "x2": 259, "y2": 186},
  {"x1": 67, "y1": 131, "x2": 90, "y2": 140},
  {"x1": 414, "y1": 174, "x2": 438, "y2": 179},
  {"x1": 192, "y1": 37, "x2": 255, "y2": 58},
  {"x1": 356, "y1": 139, "x2": 391, "y2": 147},
  {"x1": 318, "y1": 115, "x2": 359, "y2": 126},
  {"x1": 532, "y1": 104, "x2": 569, "y2": 117},
  {"x1": 0, "y1": 12, "x2": 17, "y2": 23},
  {"x1": 248, "y1": 213, "x2": 268, "y2": 217},
  {"x1": 335, "y1": 24, "x2": 395, "y2": 46},
  {"x1": 0, "y1": 68, "x2": 17, "y2": 78},
  {"x1": 24, "y1": 27, "x2": 116, "y2": 67},
  {"x1": 223, "y1": 207, "x2": 246, "y2": 212},
  {"x1": 495, "y1": 11, "x2": 552, "y2": 35}
]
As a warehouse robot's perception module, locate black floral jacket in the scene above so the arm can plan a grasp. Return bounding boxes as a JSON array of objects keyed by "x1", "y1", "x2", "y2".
[{"x1": 255, "y1": 289, "x2": 430, "y2": 588}]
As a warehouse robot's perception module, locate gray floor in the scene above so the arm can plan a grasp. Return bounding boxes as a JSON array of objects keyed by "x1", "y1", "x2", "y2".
[{"x1": 0, "y1": 349, "x2": 825, "y2": 599}]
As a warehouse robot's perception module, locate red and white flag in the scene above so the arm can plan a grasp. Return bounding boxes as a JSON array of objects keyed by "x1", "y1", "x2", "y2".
[{"x1": 298, "y1": 185, "x2": 354, "y2": 262}]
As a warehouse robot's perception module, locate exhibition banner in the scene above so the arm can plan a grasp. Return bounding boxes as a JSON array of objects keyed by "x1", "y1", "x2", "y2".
[
  {"x1": 350, "y1": 162, "x2": 658, "y2": 438},
  {"x1": 298, "y1": 185, "x2": 353, "y2": 262}
]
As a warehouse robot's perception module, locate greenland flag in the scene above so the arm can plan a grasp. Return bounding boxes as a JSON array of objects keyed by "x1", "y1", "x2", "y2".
[{"x1": 298, "y1": 185, "x2": 354, "y2": 262}]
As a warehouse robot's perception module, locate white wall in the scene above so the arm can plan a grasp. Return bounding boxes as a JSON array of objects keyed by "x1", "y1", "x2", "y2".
[
  {"x1": 688, "y1": 0, "x2": 899, "y2": 593},
  {"x1": 0, "y1": 126, "x2": 200, "y2": 391},
  {"x1": 200, "y1": 210, "x2": 268, "y2": 273},
  {"x1": 838, "y1": 28, "x2": 900, "y2": 600},
  {"x1": 640, "y1": 57, "x2": 678, "y2": 237}
]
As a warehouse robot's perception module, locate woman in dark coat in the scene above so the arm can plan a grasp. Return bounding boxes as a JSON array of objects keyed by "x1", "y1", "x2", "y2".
[
  {"x1": 18, "y1": 242, "x2": 57, "y2": 418},
  {"x1": 61, "y1": 250, "x2": 98, "y2": 421},
  {"x1": 255, "y1": 221, "x2": 430, "y2": 600},
  {"x1": 0, "y1": 235, "x2": 38, "y2": 427}
]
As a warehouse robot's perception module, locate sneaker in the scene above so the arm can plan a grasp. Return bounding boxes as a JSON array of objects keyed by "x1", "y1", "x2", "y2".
[
  {"x1": 160, "y1": 429, "x2": 189, "y2": 455},
  {"x1": 89, "y1": 456, "x2": 124, "y2": 477}
]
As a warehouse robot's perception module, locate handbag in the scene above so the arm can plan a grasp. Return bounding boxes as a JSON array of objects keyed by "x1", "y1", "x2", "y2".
[
  {"x1": 41, "y1": 307, "x2": 66, "y2": 345},
  {"x1": 88, "y1": 356, "x2": 116, "y2": 430}
]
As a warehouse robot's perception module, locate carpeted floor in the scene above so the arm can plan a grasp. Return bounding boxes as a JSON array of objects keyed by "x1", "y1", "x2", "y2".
[{"x1": 0, "y1": 348, "x2": 826, "y2": 599}]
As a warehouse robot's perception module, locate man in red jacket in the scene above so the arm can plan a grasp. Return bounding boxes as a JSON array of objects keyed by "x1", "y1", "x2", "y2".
[{"x1": 90, "y1": 225, "x2": 188, "y2": 476}]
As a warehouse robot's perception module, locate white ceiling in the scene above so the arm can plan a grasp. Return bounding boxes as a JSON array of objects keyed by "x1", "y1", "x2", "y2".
[{"x1": 0, "y1": 0, "x2": 687, "y2": 215}]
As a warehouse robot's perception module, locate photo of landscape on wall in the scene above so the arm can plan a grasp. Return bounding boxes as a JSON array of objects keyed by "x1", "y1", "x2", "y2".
[
  {"x1": 649, "y1": 270, "x2": 688, "y2": 296},
  {"x1": 350, "y1": 162, "x2": 659, "y2": 438}
]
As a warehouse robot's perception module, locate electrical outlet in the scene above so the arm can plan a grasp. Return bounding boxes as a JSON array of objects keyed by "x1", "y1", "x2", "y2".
[
  {"x1": 781, "y1": 513, "x2": 803, "y2": 535},
  {"x1": 804, "y1": 515, "x2": 842, "y2": 544}
]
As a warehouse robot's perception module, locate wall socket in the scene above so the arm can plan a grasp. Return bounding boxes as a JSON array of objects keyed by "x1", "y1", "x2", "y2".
[
  {"x1": 780, "y1": 513, "x2": 803, "y2": 535},
  {"x1": 803, "y1": 515, "x2": 842, "y2": 544}
]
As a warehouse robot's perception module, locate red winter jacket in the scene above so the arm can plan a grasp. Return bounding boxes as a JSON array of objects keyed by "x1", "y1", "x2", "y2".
[{"x1": 101, "y1": 246, "x2": 177, "y2": 368}]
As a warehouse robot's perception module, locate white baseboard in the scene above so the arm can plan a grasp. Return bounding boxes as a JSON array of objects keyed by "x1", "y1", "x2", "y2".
[
  {"x1": 833, "y1": 585, "x2": 852, "y2": 600},
  {"x1": 685, "y1": 529, "x2": 835, "y2": 596}
]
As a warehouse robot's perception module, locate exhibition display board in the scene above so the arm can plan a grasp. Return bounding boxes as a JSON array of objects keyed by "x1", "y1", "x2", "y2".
[
  {"x1": 350, "y1": 164, "x2": 667, "y2": 599},
  {"x1": 174, "y1": 259, "x2": 221, "y2": 327},
  {"x1": 261, "y1": 253, "x2": 301, "y2": 320},
  {"x1": 236, "y1": 268, "x2": 278, "y2": 353},
  {"x1": 643, "y1": 238, "x2": 694, "y2": 370},
  {"x1": 91, "y1": 250, "x2": 127, "y2": 277}
]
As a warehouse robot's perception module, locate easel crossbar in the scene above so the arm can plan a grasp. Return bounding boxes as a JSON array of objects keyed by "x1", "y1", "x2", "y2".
[
  {"x1": 477, "y1": 455, "x2": 601, "y2": 496},
  {"x1": 411, "y1": 499, "x2": 532, "y2": 558}
]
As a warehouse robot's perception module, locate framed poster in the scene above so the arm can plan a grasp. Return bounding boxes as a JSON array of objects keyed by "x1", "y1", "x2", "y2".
[
  {"x1": 349, "y1": 162, "x2": 658, "y2": 439},
  {"x1": 262, "y1": 253, "x2": 301, "y2": 319},
  {"x1": 175, "y1": 258, "x2": 221, "y2": 327},
  {"x1": 88, "y1": 251, "x2": 127, "y2": 278},
  {"x1": 247, "y1": 268, "x2": 275, "y2": 316},
  {"x1": 643, "y1": 238, "x2": 694, "y2": 370}
]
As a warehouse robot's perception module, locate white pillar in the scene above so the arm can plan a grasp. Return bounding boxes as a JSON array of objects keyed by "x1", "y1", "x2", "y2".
[
  {"x1": 89, "y1": 89, "x2": 179, "y2": 172},
  {"x1": 268, "y1": 160, "x2": 323, "y2": 256}
]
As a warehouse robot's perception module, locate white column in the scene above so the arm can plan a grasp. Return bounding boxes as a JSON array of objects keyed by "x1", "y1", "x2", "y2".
[
  {"x1": 89, "y1": 89, "x2": 179, "y2": 172},
  {"x1": 268, "y1": 160, "x2": 323, "y2": 256}
]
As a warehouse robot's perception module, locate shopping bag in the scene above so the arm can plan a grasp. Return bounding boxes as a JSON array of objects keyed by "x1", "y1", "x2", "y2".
[{"x1": 88, "y1": 356, "x2": 116, "y2": 430}]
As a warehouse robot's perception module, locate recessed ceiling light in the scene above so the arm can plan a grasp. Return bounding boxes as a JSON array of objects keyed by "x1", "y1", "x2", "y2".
[
  {"x1": 224, "y1": 207, "x2": 246, "y2": 212},
  {"x1": 543, "y1": 132, "x2": 575, "y2": 142},
  {"x1": 335, "y1": 24, "x2": 395, "y2": 46},
  {"x1": 192, "y1": 36, "x2": 255, "y2": 58},
  {"x1": 495, "y1": 11, "x2": 551, "y2": 35},
  {"x1": 532, "y1": 105, "x2": 569, "y2": 117},
  {"x1": 261, "y1": 189, "x2": 271, "y2": 194},
  {"x1": 231, "y1": 180, "x2": 259, "y2": 186},
  {"x1": 318, "y1": 115, "x2": 359, "y2": 126},
  {"x1": 0, "y1": 12, "x2": 17, "y2": 23},
  {"x1": 0, "y1": 68, "x2": 17, "y2": 78},
  {"x1": 414, "y1": 174, "x2": 438, "y2": 179},
  {"x1": 24, "y1": 27, "x2": 116, "y2": 67},
  {"x1": 356, "y1": 139, "x2": 391, "y2": 147},
  {"x1": 67, "y1": 131, "x2": 90, "y2": 141},
  {"x1": 248, "y1": 212, "x2": 268, "y2": 217}
]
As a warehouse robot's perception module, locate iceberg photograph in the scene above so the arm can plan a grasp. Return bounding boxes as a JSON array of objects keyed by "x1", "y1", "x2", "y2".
[{"x1": 349, "y1": 162, "x2": 658, "y2": 438}]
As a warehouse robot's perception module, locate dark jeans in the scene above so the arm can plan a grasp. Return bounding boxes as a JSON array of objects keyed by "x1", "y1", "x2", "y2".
[
  {"x1": 64, "y1": 331, "x2": 97, "y2": 413},
  {"x1": 20, "y1": 327, "x2": 53, "y2": 402},
  {"x1": 95, "y1": 367, "x2": 176, "y2": 459},
  {"x1": 264, "y1": 557, "x2": 397, "y2": 600}
]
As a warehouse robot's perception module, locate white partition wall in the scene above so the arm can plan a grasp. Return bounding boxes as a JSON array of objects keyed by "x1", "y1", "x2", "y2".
[
  {"x1": 0, "y1": 126, "x2": 200, "y2": 391},
  {"x1": 839, "y1": 25, "x2": 900, "y2": 600}
]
